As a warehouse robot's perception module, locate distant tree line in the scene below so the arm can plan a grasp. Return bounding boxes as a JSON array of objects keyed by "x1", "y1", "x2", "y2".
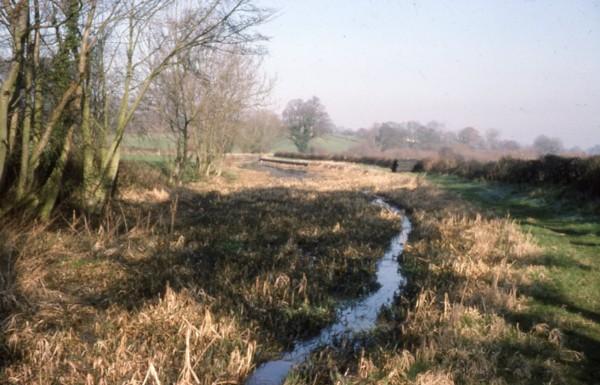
[
  {"x1": 248, "y1": 94, "x2": 590, "y2": 158},
  {"x1": 351, "y1": 121, "x2": 573, "y2": 156}
]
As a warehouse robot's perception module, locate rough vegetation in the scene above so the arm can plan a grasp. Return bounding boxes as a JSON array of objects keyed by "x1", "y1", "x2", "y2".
[
  {"x1": 0, "y1": 159, "x2": 409, "y2": 384},
  {"x1": 287, "y1": 178, "x2": 593, "y2": 385},
  {"x1": 1, "y1": 158, "x2": 594, "y2": 384}
]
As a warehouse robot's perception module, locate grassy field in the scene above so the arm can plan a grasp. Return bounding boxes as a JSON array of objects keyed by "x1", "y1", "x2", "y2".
[
  {"x1": 270, "y1": 133, "x2": 360, "y2": 154},
  {"x1": 425, "y1": 175, "x2": 600, "y2": 383},
  {"x1": 121, "y1": 133, "x2": 174, "y2": 164},
  {"x1": 123, "y1": 132, "x2": 361, "y2": 156},
  {"x1": 121, "y1": 152, "x2": 172, "y2": 163},
  {"x1": 122, "y1": 132, "x2": 175, "y2": 150}
]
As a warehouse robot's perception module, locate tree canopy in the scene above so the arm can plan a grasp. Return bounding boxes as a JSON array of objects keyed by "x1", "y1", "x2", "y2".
[{"x1": 282, "y1": 96, "x2": 332, "y2": 153}]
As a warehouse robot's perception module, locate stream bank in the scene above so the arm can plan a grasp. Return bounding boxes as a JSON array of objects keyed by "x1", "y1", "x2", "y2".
[{"x1": 245, "y1": 197, "x2": 412, "y2": 385}]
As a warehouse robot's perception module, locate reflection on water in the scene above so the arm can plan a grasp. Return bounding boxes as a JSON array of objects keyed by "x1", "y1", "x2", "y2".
[{"x1": 245, "y1": 197, "x2": 412, "y2": 385}]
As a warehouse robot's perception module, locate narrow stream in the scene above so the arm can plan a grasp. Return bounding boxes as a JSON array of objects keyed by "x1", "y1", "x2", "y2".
[{"x1": 245, "y1": 197, "x2": 412, "y2": 385}]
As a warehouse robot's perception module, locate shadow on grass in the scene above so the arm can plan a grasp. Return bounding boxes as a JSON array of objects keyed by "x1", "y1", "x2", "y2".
[
  {"x1": 570, "y1": 240, "x2": 600, "y2": 247},
  {"x1": 0, "y1": 232, "x2": 24, "y2": 371},
  {"x1": 505, "y1": 306, "x2": 600, "y2": 383},
  {"x1": 517, "y1": 277, "x2": 600, "y2": 326},
  {"x1": 515, "y1": 253, "x2": 592, "y2": 272},
  {"x1": 428, "y1": 174, "x2": 600, "y2": 383},
  {"x1": 0, "y1": 184, "x2": 401, "y2": 374}
]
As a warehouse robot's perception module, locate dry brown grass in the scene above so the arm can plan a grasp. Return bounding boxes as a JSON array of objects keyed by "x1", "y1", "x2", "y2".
[
  {"x1": 2, "y1": 159, "x2": 581, "y2": 384},
  {"x1": 288, "y1": 179, "x2": 582, "y2": 385},
  {"x1": 0, "y1": 206, "x2": 255, "y2": 384},
  {"x1": 0, "y1": 158, "x2": 418, "y2": 384}
]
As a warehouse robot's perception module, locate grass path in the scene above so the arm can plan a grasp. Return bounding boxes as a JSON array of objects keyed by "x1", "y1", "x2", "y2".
[{"x1": 427, "y1": 175, "x2": 600, "y2": 383}]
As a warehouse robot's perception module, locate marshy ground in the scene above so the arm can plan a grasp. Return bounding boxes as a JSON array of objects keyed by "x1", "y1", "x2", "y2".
[{"x1": 1, "y1": 158, "x2": 597, "y2": 384}]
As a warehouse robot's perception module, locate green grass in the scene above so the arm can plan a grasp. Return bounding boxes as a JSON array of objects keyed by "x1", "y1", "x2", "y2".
[
  {"x1": 123, "y1": 132, "x2": 361, "y2": 155},
  {"x1": 122, "y1": 133, "x2": 174, "y2": 150},
  {"x1": 269, "y1": 137, "x2": 297, "y2": 153},
  {"x1": 270, "y1": 133, "x2": 360, "y2": 154},
  {"x1": 427, "y1": 174, "x2": 600, "y2": 383},
  {"x1": 309, "y1": 133, "x2": 360, "y2": 153},
  {"x1": 119, "y1": 156, "x2": 209, "y2": 186},
  {"x1": 121, "y1": 152, "x2": 171, "y2": 163}
]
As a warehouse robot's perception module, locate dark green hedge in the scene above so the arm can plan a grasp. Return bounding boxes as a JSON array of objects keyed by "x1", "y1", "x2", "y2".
[{"x1": 413, "y1": 155, "x2": 600, "y2": 197}]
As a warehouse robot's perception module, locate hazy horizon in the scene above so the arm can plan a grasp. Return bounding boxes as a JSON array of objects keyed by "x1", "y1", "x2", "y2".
[{"x1": 259, "y1": 0, "x2": 600, "y2": 149}]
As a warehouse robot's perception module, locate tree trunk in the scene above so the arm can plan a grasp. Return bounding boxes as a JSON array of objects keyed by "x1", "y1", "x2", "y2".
[
  {"x1": 81, "y1": 79, "x2": 96, "y2": 208},
  {"x1": 0, "y1": 1, "x2": 28, "y2": 189},
  {"x1": 16, "y1": 11, "x2": 40, "y2": 200},
  {"x1": 38, "y1": 124, "x2": 75, "y2": 220},
  {"x1": 16, "y1": 60, "x2": 33, "y2": 200}
]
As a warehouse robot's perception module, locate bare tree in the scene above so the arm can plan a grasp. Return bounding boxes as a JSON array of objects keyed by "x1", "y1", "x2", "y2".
[
  {"x1": 374, "y1": 122, "x2": 411, "y2": 151},
  {"x1": 498, "y1": 139, "x2": 521, "y2": 151},
  {"x1": 82, "y1": 0, "x2": 272, "y2": 208},
  {"x1": 533, "y1": 135, "x2": 564, "y2": 155},
  {"x1": 149, "y1": 39, "x2": 271, "y2": 180},
  {"x1": 148, "y1": 51, "x2": 204, "y2": 183},
  {"x1": 236, "y1": 109, "x2": 283, "y2": 153},
  {"x1": 458, "y1": 126, "x2": 485, "y2": 149},
  {"x1": 0, "y1": 1, "x2": 28, "y2": 189},
  {"x1": 282, "y1": 96, "x2": 332, "y2": 153},
  {"x1": 485, "y1": 128, "x2": 501, "y2": 150},
  {"x1": 0, "y1": 0, "x2": 272, "y2": 218},
  {"x1": 191, "y1": 50, "x2": 271, "y2": 176}
]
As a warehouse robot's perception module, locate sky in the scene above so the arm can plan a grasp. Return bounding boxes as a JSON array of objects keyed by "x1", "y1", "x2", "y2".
[{"x1": 257, "y1": 0, "x2": 600, "y2": 148}]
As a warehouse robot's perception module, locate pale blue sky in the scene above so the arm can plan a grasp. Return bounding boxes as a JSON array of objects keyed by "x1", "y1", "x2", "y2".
[{"x1": 258, "y1": 0, "x2": 600, "y2": 148}]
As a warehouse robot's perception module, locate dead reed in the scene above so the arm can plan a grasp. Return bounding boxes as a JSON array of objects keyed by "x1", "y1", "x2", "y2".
[
  {"x1": 289, "y1": 179, "x2": 582, "y2": 384},
  {"x1": 0, "y1": 159, "x2": 415, "y2": 384}
]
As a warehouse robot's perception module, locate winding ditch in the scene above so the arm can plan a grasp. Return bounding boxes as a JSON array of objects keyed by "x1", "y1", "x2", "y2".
[{"x1": 245, "y1": 197, "x2": 412, "y2": 385}]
